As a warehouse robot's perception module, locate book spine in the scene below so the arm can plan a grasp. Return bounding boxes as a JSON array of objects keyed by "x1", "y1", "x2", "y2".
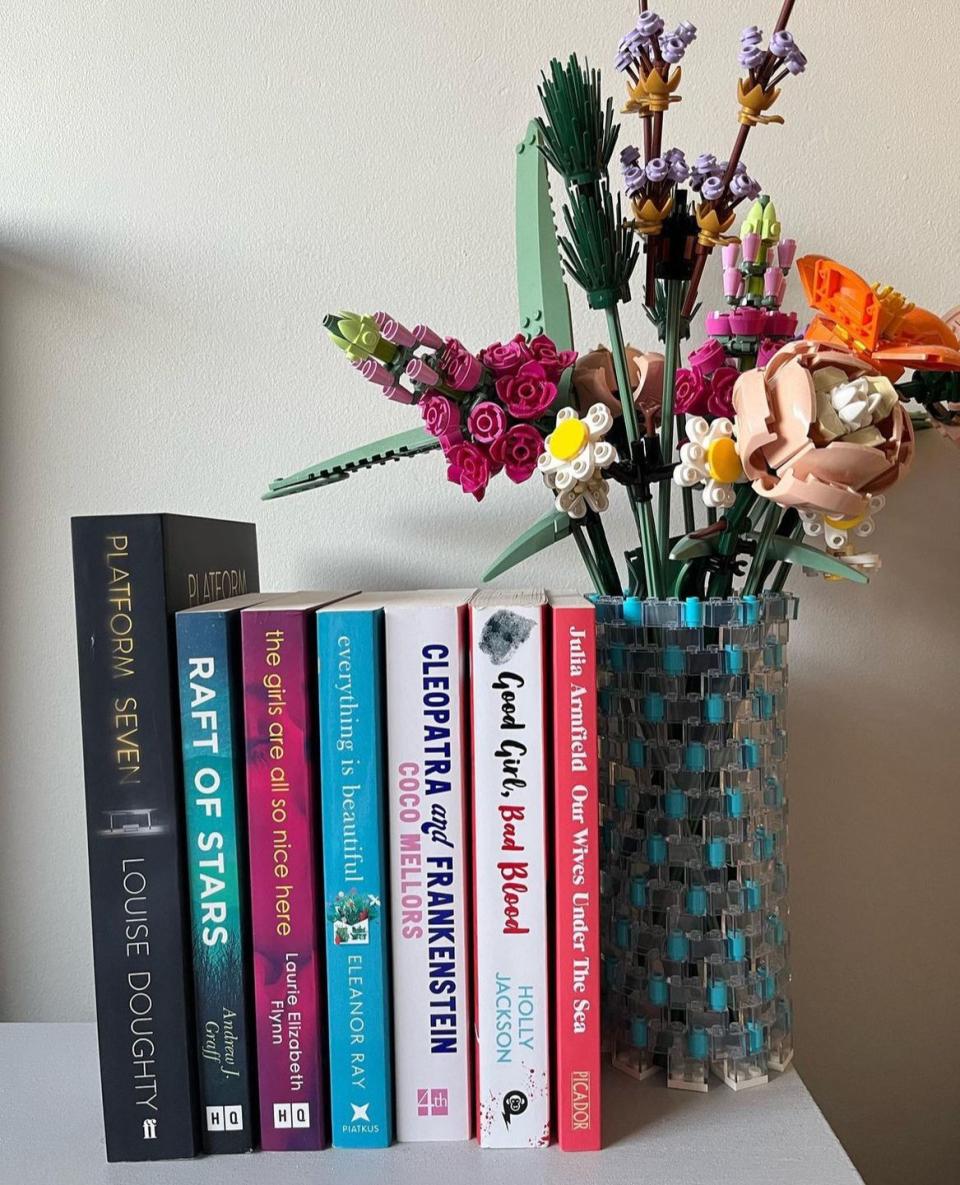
[
  {"x1": 242, "y1": 610, "x2": 328, "y2": 1151},
  {"x1": 384, "y1": 603, "x2": 472, "y2": 1142},
  {"x1": 470, "y1": 603, "x2": 550, "y2": 1148},
  {"x1": 71, "y1": 518, "x2": 200, "y2": 1161},
  {"x1": 551, "y1": 603, "x2": 601, "y2": 1151},
  {"x1": 176, "y1": 610, "x2": 257, "y2": 1153},
  {"x1": 316, "y1": 609, "x2": 393, "y2": 1147}
]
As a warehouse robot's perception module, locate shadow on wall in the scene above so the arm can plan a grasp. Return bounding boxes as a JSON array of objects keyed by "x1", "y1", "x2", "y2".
[{"x1": 788, "y1": 429, "x2": 960, "y2": 1185}]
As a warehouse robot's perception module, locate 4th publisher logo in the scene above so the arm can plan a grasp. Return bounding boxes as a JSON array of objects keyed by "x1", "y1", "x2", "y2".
[
  {"x1": 273, "y1": 1101, "x2": 310, "y2": 1129},
  {"x1": 141, "y1": 1118, "x2": 157, "y2": 1141}
]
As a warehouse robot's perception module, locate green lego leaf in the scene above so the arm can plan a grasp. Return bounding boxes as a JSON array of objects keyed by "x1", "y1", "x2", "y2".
[
  {"x1": 482, "y1": 509, "x2": 572, "y2": 581},
  {"x1": 670, "y1": 534, "x2": 718, "y2": 562},
  {"x1": 746, "y1": 533, "x2": 869, "y2": 585},
  {"x1": 262, "y1": 428, "x2": 441, "y2": 500},
  {"x1": 515, "y1": 121, "x2": 574, "y2": 406}
]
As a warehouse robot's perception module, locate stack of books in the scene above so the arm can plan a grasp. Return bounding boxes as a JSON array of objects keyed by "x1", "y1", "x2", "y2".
[{"x1": 72, "y1": 514, "x2": 602, "y2": 1160}]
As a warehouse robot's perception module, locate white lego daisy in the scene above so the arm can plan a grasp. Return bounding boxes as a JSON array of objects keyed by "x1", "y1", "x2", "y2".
[
  {"x1": 539, "y1": 403, "x2": 619, "y2": 519},
  {"x1": 799, "y1": 494, "x2": 886, "y2": 552},
  {"x1": 673, "y1": 416, "x2": 745, "y2": 509}
]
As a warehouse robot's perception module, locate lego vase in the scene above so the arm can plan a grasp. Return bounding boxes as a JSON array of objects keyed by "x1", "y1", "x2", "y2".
[{"x1": 597, "y1": 593, "x2": 797, "y2": 1092}]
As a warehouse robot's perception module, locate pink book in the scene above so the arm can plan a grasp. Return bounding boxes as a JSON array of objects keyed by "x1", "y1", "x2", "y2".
[
  {"x1": 241, "y1": 593, "x2": 349, "y2": 1150},
  {"x1": 550, "y1": 595, "x2": 602, "y2": 1151}
]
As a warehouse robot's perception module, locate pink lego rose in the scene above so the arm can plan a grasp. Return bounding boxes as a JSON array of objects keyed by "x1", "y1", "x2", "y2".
[
  {"x1": 445, "y1": 441, "x2": 491, "y2": 502},
  {"x1": 524, "y1": 334, "x2": 577, "y2": 383},
  {"x1": 706, "y1": 365, "x2": 739, "y2": 418},
  {"x1": 687, "y1": 339, "x2": 728, "y2": 378},
  {"x1": 674, "y1": 368, "x2": 710, "y2": 416},
  {"x1": 440, "y1": 338, "x2": 483, "y2": 392},
  {"x1": 479, "y1": 336, "x2": 532, "y2": 377},
  {"x1": 420, "y1": 392, "x2": 461, "y2": 444},
  {"x1": 733, "y1": 340, "x2": 915, "y2": 518},
  {"x1": 755, "y1": 338, "x2": 782, "y2": 369},
  {"x1": 489, "y1": 424, "x2": 544, "y2": 484},
  {"x1": 467, "y1": 400, "x2": 508, "y2": 446},
  {"x1": 495, "y1": 361, "x2": 558, "y2": 420}
]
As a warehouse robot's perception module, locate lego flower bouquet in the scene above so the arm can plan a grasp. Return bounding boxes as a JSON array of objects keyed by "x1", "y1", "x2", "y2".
[{"x1": 267, "y1": 1, "x2": 958, "y2": 601}]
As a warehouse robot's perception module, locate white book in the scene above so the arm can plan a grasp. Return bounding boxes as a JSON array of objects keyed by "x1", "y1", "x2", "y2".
[
  {"x1": 383, "y1": 591, "x2": 474, "y2": 1142},
  {"x1": 469, "y1": 590, "x2": 551, "y2": 1148}
]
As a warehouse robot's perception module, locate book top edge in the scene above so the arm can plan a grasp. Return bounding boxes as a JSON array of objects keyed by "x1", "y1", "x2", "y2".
[
  {"x1": 323, "y1": 589, "x2": 476, "y2": 611},
  {"x1": 70, "y1": 513, "x2": 255, "y2": 528},
  {"x1": 177, "y1": 592, "x2": 270, "y2": 615},
  {"x1": 469, "y1": 589, "x2": 547, "y2": 609},
  {"x1": 546, "y1": 592, "x2": 595, "y2": 608},
  {"x1": 241, "y1": 590, "x2": 358, "y2": 612}
]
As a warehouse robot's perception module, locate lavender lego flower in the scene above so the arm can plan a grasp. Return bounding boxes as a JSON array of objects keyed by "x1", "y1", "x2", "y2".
[
  {"x1": 740, "y1": 25, "x2": 763, "y2": 46},
  {"x1": 615, "y1": 48, "x2": 634, "y2": 73},
  {"x1": 623, "y1": 27, "x2": 647, "y2": 56},
  {"x1": 674, "y1": 21, "x2": 697, "y2": 46},
  {"x1": 770, "y1": 30, "x2": 796, "y2": 58},
  {"x1": 621, "y1": 145, "x2": 641, "y2": 169},
  {"x1": 623, "y1": 166, "x2": 646, "y2": 198},
  {"x1": 636, "y1": 12, "x2": 665, "y2": 41},
  {"x1": 660, "y1": 34, "x2": 686, "y2": 64},
  {"x1": 701, "y1": 175, "x2": 726, "y2": 202},
  {"x1": 739, "y1": 43, "x2": 766, "y2": 70},
  {"x1": 786, "y1": 49, "x2": 808, "y2": 75},
  {"x1": 668, "y1": 153, "x2": 690, "y2": 183},
  {"x1": 690, "y1": 153, "x2": 722, "y2": 193},
  {"x1": 645, "y1": 157, "x2": 670, "y2": 183},
  {"x1": 731, "y1": 172, "x2": 762, "y2": 200}
]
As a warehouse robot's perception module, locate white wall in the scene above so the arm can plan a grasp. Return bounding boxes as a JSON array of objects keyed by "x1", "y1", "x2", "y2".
[{"x1": 0, "y1": 3, "x2": 957, "y2": 1182}]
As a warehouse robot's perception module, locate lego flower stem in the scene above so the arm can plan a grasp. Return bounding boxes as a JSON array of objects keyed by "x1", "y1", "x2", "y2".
[
  {"x1": 570, "y1": 522, "x2": 607, "y2": 595},
  {"x1": 770, "y1": 519, "x2": 805, "y2": 593},
  {"x1": 707, "y1": 486, "x2": 758, "y2": 597},
  {"x1": 656, "y1": 277, "x2": 685, "y2": 569},
  {"x1": 584, "y1": 511, "x2": 622, "y2": 594},
  {"x1": 605, "y1": 302, "x2": 663, "y2": 597},
  {"x1": 744, "y1": 501, "x2": 781, "y2": 595},
  {"x1": 605, "y1": 305, "x2": 642, "y2": 444}
]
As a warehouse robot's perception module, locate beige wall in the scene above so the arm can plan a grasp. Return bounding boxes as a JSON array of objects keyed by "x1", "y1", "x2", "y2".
[{"x1": 0, "y1": 3, "x2": 957, "y2": 1181}]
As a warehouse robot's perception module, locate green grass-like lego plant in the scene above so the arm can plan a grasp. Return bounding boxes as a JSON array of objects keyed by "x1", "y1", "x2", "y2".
[
  {"x1": 536, "y1": 55, "x2": 619, "y2": 188},
  {"x1": 558, "y1": 181, "x2": 638, "y2": 310}
]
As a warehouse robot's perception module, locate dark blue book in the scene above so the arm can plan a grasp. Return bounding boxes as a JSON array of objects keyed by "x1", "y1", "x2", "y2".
[{"x1": 72, "y1": 514, "x2": 259, "y2": 1161}]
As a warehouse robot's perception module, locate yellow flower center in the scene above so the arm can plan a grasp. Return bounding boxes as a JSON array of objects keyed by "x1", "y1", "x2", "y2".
[
  {"x1": 706, "y1": 437, "x2": 742, "y2": 484},
  {"x1": 824, "y1": 511, "x2": 866, "y2": 530},
  {"x1": 550, "y1": 419, "x2": 589, "y2": 461}
]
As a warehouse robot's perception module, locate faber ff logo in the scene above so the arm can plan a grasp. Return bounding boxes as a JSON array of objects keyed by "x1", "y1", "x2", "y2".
[
  {"x1": 350, "y1": 1103, "x2": 371, "y2": 1123},
  {"x1": 273, "y1": 1101, "x2": 311, "y2": 1129},
  {"x1": 416, "y1": 1088, "x2": 449, "y2": 1117},
  {"x1": 501, "y1": 1090, "x2": 528, "y2": 1129},
  {"x1": 206, "y1": 1105, "x2": 244, "y2": 1132},
  {"x1": 142, "y1": 1118, "x2": 157, "y2": 1141}
]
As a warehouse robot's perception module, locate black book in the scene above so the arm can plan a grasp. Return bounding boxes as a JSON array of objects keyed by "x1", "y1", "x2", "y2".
[{"x1": 71, "y1": 514, "x2": 259, "y2": 1161}]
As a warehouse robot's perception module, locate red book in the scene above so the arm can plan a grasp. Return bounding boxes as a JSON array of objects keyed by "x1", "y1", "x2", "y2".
[
  {"x1": 241, "y1": 592, "x2": 350, "y2": 1151},
  {"x1": 550, "y1": 595, "x2": 601, "y2": 1151}
]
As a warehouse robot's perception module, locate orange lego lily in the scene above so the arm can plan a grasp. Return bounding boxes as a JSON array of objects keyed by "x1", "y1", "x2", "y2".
[{"x1": 798, "y1": 255, "x2": 960, "y2": 381}]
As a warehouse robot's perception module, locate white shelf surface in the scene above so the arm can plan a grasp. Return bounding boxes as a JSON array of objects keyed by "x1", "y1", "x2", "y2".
[{"x1": 0, "y1": 1024, "x2": 862, "y2": 1184}]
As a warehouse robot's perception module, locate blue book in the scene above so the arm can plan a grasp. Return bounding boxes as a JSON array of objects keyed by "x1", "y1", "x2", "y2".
[
  {"x1": 316, "y1": 595, "x2": 394, "y2": 1148},
  {"x1": 176, "y1": 592, "x2": 265, "y2": 1153}
]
